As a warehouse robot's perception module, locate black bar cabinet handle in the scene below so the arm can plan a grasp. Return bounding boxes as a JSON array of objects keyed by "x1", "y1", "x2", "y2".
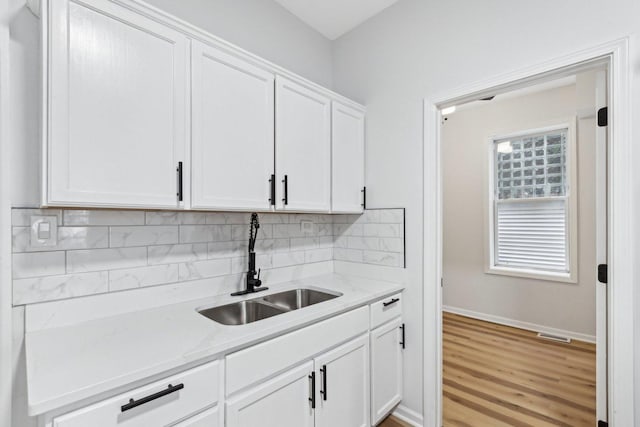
[
  {"x1": 308, "y1": 372, "x2": 316, "y2": 409},
  {"x1": 269, "y1": 174, "x2": 276, "y2": 206},
  {"x1": 282, "y1": 175, "x2": 288, "y2": 205},
  {"x1": 400, "y1": 323, "x2": 406, "y2": 349},
  {"x1": 361, "y1": 186, "x2": 367, "y2": 209},
  {"x1": 121, "y1": 383, "x2": 184, "y2": 412},
  {"x1": 176, "y1": 162, "x2": 183, "y2": 202},
  {"x1": 383, "y1": 297, "x2": 400, "y2": 307},
  {"x1": 320, "y1": 365, "x2": 327, "y2": 400}
]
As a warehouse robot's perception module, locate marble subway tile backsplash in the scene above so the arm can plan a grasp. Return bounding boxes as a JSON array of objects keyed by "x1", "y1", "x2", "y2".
[
  {"x1": 11, "y1": 208, "x2": 405, "y2": 305},
  {"x1": 332, "y1": 209, "x2": 405, "y2": 268}
]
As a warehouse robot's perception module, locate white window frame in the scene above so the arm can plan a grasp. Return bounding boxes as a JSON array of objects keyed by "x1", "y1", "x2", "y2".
[{"x1": 486, "y1": 119, "x2": 578, "y2": 283}]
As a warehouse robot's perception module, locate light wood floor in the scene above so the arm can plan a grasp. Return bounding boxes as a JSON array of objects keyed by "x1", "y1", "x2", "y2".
[
  {"x1": 443, "y1": 312, "x2": 596, "y2": 427},
  {"x1": 379, "y1": 415, "x2": 412, "y2": 427}
]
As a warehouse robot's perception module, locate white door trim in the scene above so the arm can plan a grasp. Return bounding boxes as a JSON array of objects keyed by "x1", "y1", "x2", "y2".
[
  {"x1": 423, "y1": 37, "x2": 633, "y2": 427},
  {"x1": 0, "y1": 3, "x2": 12, "y2": 425}
]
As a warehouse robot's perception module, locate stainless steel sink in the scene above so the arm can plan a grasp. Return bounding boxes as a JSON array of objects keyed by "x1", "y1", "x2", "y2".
[
  {"x1": 198, "y1": 288, "x2": 342, "y2": 325},
  {"x1": 262, "y1": 288, "x2": 341, "y2": 311},
  {"x1": 198, "y1": 300, "x2": 287, "y2": 325}
]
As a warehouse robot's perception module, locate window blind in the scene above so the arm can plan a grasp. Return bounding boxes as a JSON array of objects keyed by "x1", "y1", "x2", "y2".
[{"x1": 495, "y1": 199, "x2": 568, "y2": 271}]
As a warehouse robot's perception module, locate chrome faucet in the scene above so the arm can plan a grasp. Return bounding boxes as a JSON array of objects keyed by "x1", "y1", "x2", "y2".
[{"x1": 231, "y1": 213, "x2": 268, "y2": 296}]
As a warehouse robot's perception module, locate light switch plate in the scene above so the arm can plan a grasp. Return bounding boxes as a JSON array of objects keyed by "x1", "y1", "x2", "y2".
[{"x1": 30, "y1": 215, "x2": 58, "y2": 248}]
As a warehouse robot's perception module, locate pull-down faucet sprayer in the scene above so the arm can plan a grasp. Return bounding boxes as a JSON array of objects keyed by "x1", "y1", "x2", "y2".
[{"x1": 231, "y1": 213, "x2": 268, "y2": 296}]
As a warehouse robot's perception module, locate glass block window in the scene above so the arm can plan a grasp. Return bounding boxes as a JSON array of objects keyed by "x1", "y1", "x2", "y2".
[
  {"x1": 495, "y1": 129, "x2": 568, "y2": 200},
  {"x1": 490, "y1": 127, "x2": 572, "y2": 276}
]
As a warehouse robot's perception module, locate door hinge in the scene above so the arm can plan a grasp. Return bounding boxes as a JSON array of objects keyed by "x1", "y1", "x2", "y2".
[
  {"x1": 598, "y1": 421, "x2": 608, "y2": 427},
  {"x1": 597, "y1": 107, "x2": 608, "y2": 127},
  {"x1": 598, "y1": 264, "x2": 608, "y2": 284}
]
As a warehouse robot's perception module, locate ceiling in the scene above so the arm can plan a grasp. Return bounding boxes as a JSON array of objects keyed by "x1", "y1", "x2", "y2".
[{"x1": 273, "y1": 0, "x2": 399, "y2": 40}]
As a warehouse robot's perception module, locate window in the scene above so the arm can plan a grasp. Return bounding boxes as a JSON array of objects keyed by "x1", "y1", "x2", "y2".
[{"x1": 488, "y1": 123, "x2": 577, "y2": 282}]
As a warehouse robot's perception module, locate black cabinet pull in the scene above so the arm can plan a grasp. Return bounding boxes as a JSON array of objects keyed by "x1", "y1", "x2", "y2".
[
  {"x1": 176, "y1": 162, "x2": 183, "y2": 202},
  {"x1": 400, "y1": 323, "x2": 406, "y2": 349},
  {"x1": 308, "y1": 372, "x2": 316, "y2": 409},
  {"x1": 383, "y1": 298, "x2": 400, "y2": 307},
  {"x1": 269, "y1": 174, "x2": 276, "y2": 206},
  {"x1": 361, "y1": 186, "x2": 367, "y2": 209},
  {"x1": 121, "y1": 383, "x2": 184, "y2": 412},
  {"x1": 282, "y1": 175, "x2": 288, "y2": 205},
  {"x1": 320, "y1": 365, "x2": 327, "y2": 401}
]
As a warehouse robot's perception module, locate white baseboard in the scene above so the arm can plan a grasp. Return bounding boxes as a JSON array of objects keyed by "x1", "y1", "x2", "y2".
[
  {"x1": 392, "y1": 404, "x2": 423, "y2": 426},
  {"x1": 443, "y1": 305, "x2": 596, "y2": 343}
]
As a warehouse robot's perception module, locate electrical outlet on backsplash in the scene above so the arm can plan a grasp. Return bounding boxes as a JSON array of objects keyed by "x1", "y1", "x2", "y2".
[{"x1": 11, "y1": 208, "x2": 405, "y2": 305}]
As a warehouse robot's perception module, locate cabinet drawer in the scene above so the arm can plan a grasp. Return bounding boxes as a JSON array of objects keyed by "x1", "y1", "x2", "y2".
[
  {"x1": 173, "y1": 406, "x2": 220, "y2": 427},
  {"x1": 52, "y1": 360, "x2": 220, "y2": 427},
  {"x1": 370, "y1": 293, "x2": 402, "y2": 329},
  {"x1": 226, "y1": 306, "x2": 368, "y2": 395}
]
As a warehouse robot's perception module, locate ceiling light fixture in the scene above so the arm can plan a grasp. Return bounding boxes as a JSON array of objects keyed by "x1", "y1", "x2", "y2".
[{"x1": 441, "y1": 106, "x2": 456, "y2": 115}]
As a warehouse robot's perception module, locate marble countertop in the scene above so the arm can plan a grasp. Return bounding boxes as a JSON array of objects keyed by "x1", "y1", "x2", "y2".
[{"x1": 25, "y1": 273, "x2": 403, "y2": 415}]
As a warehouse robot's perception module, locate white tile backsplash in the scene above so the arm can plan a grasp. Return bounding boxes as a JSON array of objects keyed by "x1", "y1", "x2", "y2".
[
  {"x1": 13, "y1": 252, "x2": 66, "y2": 279},
  {"x1": 179, "y1": 225, "x2": 231, "y2": 243},
  {"x1": 66, "y1": 247, "x2": 147, "y2": 273},
  {"x1": 148, "y1": 243, "x2": 208, "y2": 265},
  {"x1": 11, "y1": 208, "x2": 405, "y2": 305},
  {"x1": 145, "y1": 211, "x2": 207, "y2": 225},
  {"x1": 13, "y1": 271, "x2": 108, "y2": 305},
  {"x1": 108, "y1": 264, "x2": 179, "y2": 291},
  {"x1": 110, "y1": 226, "x2": 179, "y2": 247},
  {"x1": 178, "y1": 258, "x2": 232, "y2": 281},
  {"x1": 64, "y1": 210, "x2": 145, "y2": 226}
]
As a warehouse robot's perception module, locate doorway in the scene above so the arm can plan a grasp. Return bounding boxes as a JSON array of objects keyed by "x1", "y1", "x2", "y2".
[
  {"x1": 440, "y1": 69, "x2": 606, "y2": 426},
  {"x1": 422, "y1": 39, "x2": 634, "y2": 427}
]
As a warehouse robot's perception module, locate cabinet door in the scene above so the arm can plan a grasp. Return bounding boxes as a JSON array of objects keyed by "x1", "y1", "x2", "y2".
[
  {"x1": 331, "y1": 102, "x2": 365, "y2": 213},
  {"x1": 314, "y1": 334, "x2": 369, "y2": 427},
  {"x1": 191, "y1": 40, "x2": 275, "y2": 211},
  {"x1": 275, "y1": 76, "x2": 331, "y2": 212},
  {"x1": 47, "y1": 0, "x2": 188, "y2": 208},
  {"x1": 226, "y1": 362, "x2": 314, "y2": 427},
  {"x1": 371, "y1": 317, "x2": 403, "y2": 425}
]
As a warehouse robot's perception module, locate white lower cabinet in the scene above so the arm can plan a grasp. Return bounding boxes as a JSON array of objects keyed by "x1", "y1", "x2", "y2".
[
  {"x1": 314, "y1": 334, "x2": 370, "y2": 427},
  {"x1": 173, "y1": 406, "x2": 220, "y2": 427},
  {"x1": 227, "y1": 335, "x2": 370, "y2": 427},
  {"x1": 226, "y1": 362, "x2": 315, "y2": 427},
  {"x1": 50, "y1": 360, "x2": 220, "y2": 427},
  {"x1": 42, "y1": 298, "x2": 403, "y2": 427},
  {"x1": 371, "y1": 317, "x2": 404, "y2": 425}
]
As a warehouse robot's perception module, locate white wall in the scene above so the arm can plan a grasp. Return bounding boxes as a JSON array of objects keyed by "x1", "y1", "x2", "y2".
[
  {"x1": 9, "y1": 0, "x2": 333, "y2": 207},
  {"x1": 442, "y1": 82, "x2": 597, "y2": 339},
  {"x1": 331, "y1": 0, "x2": 640, "y2": 423},
  {"x1": 140, "y1": 0, "x2": 333, "y2": 88}
]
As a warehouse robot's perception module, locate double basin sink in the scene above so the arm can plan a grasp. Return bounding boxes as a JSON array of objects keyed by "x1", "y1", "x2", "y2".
[{"x1": 198, "y1": 288, "x2": 342, "y2": 326}]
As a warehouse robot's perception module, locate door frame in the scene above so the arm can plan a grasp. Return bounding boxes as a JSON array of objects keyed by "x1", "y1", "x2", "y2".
[
  {"x1": 0, "y1": 5, "x2": 12, "y2": 426},
  {"x1": 422, "y1": 38, "x2": 632, "y2": 426}
]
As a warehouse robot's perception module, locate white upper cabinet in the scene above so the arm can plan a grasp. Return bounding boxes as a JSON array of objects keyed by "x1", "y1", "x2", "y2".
[
  {"x1": 331, "y1": 101, "x2": 365, "y2": 213},
  {"x1": 275, "y1": 76, "x2": 331, "y2": 212},
  {"x1": 42, "y1": 0, "x2": 364, "y2": 212},
  {"x1": 191, "y1": 40, "x2": 275, "y2": 211},
  {"x1": 46, "y1": 0, "x2": 189, "y2": 208}
]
